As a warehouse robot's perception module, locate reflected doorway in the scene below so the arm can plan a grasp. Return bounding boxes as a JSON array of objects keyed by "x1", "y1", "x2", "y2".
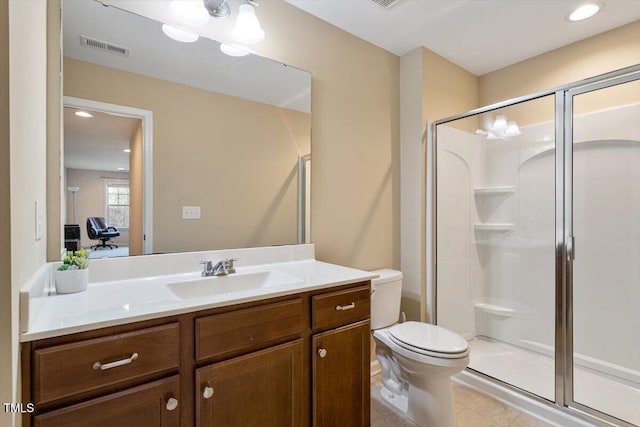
[{"x1": 63, "y1": 97, "x2": 153, "y2": 258}]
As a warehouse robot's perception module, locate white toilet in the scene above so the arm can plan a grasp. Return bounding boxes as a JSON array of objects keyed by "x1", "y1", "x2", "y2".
[{"x1": 371, "y1": 269, "x2": 469, "y2": 427}]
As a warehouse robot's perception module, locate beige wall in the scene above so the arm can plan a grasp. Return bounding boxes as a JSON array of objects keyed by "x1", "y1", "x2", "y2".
[
  {"x1": 4, "y1": 2, "x2": 48, "y2": 427},
  {"x1": 400, "y1": 47, "x2": 479, "y2": 322},
  {"x1": 479, "y1": 21, "x2": 640, "y2": 125},
  {"x1": 0, "y1": 0, "x2": 12, "y2": 425},
  {"x1": 423, "y1": 48, "x2": 479, "y2": 125},
  {"x1": 64, "y1": 58, "x2": 310, "y2": 253},
  {"x1": 129, "y1": 121, "x2": 143, "y2": 256},
  {"x1": 235, "y1": 1, "x2": 401, "y2": 270},
  {"x1": 65, "y1": 168, "x2": 130, "y2": 248}
]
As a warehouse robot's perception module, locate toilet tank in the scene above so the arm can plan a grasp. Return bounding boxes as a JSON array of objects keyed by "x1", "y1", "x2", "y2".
[{"x1": 370, "y1": 269, "x2": 403, "y2": 330}]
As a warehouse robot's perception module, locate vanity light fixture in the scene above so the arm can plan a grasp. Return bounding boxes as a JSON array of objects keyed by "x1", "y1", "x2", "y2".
[
  {"x1": 475, "y1": 115, "x2": 521, "y2": 140},
  {"x1": 166, "y1": 0, "x2": 265, "y2": 50},
  {"x1": 162, "y1": 24, "x2": 199, "y2": 43},
  {"x1": 567, "y1": 3, "x2": 602, "y2": 21},
  {"x1": 75, "y1": 111, "x2": 93, "y2": 118}
]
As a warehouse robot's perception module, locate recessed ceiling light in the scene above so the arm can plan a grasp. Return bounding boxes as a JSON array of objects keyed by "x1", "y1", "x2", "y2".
[
  {"x1": 75, "y1": 111, "x2": 93, "y2": 118},
  {"x1": 567, "y1": 3, "x2": 602, "y2": 21},
  {"x1": 162, "y1": 24, "x2": 199, "y2": 43},
  {"x1": 123, "y1": 148, "x2": 131, "y2": 153}
]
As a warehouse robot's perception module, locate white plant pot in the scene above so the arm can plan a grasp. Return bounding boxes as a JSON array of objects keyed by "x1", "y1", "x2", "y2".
[{"x1": 55, "y1": 268, "x2": 89, "y2": 294}]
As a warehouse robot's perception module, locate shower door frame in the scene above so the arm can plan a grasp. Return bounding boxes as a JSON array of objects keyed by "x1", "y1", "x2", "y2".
[
  {"x1": 563, "y1": 71, "x2": 640, "y2": 427},
  {"x1": 430, "y1": 64, "x2": 640, "y2": 427}
]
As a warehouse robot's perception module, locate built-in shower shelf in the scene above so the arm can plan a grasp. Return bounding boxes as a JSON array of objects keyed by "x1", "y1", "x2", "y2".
[
  {"x1": 474, "y1": 186, "x2": 516, "y2": 195},
  {"x1": 474, "y1": 302, "x2": 515, "y2": 317},
  {"x1": 474, "y1": 239, "x2": 548, "y2": 248},
  {"x1": 474, "y1": 223, "x2": 515, "y2": 231}
]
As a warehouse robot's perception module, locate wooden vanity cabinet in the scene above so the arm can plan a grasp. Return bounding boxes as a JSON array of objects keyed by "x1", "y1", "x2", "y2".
[
  {"x1": 311, "y1": 285, "x2": 371, "y2": 427},
  {"x1": 22, "y1": 280, "x2": 371, "y2": 427}
]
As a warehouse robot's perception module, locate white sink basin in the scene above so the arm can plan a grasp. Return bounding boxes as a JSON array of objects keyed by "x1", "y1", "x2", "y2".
[{"x1": 165, "y1": 270, "x2": 304, "y2": 300}]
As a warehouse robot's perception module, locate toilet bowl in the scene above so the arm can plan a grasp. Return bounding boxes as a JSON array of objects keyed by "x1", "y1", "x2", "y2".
[{"x1": 370, "y1": 269, "x2": 469, "y2": 427}]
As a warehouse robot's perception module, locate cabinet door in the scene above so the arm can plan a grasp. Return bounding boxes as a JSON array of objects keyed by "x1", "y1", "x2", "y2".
[
  {"x1": 312, "y1": 320, "x2": 370, "y2": 427},
  {"x1": 33, "y1": 376, "x2": 180, "y2": 427},
  {"x1": 196, "y1": 340, "x2": 303, "y2": 427}
]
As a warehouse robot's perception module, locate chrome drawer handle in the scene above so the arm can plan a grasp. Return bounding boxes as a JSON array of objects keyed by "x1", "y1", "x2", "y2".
[
  {"x1": 92, "y1": 352, "x2": 138, "y2": 371},
  {"x1": 335, "y1": 302, "x2": 355, "y2": 311},
  {"x1": 166, "y1": 397, "x2": 178, "y2": 411}
]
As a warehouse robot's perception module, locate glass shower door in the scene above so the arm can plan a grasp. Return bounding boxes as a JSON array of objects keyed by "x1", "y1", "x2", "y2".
[
  {"x1": 435, "y1": 95, "x2": 557, "y2": 401},
  {"x1": 568, "y1": 77, "x2": 640, "y2": 426}
]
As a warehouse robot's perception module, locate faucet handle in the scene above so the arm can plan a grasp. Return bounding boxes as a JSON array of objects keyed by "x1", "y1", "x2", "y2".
[
  {"x1": 200, "y1": 260, "x2": 213, "y2": 276},
  {"x1": 224, "y1": 258, "x2": 237, "y2": 274}
]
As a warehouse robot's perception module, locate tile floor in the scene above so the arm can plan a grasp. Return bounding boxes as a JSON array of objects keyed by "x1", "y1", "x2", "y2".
[{"x1": 371, "y1": 375, "x2": 551, "y2": 427}]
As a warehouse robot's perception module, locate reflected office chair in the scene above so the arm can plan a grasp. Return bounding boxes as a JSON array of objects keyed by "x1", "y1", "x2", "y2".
[{"x1": 86, "y1": 217, "x2": 120, "y2": 250}]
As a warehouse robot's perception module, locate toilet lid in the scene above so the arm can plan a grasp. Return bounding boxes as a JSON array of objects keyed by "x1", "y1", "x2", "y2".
[{"x1": 388, "y1": 322, "x2": 468, "y2": 354}]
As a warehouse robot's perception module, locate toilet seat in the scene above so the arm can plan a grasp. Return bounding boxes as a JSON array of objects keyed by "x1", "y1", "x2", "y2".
[{"x1": 388, "y1": 322, "x2": 469, "y2": 359}]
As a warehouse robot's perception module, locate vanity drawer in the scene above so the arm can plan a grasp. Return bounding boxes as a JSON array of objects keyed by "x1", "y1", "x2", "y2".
[
  {"x1": 33, "y1": 375, "x2": 180, "y2": 427},
  {"x1": 33, "y1": 323, "x2": 180, "y2": 406},
  {"x1": 312, "y1": 284, "x2": 370, "y2": 330},
  {"x1": 195, "y1": 298, "x2": 303, "y2": 362}
]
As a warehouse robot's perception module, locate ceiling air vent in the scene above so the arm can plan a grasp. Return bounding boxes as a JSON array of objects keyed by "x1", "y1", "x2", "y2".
[
  {"x1": 79, "y1": 35, "x2": 130, "y2": 57},
  {"x1": 368, "y1": 0, "x2": 402, "y2": 9}
]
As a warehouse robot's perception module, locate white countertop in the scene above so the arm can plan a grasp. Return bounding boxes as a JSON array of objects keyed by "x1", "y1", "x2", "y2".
[{"x1": 21, "y1": 259, "x2": 377, "y2": 342}]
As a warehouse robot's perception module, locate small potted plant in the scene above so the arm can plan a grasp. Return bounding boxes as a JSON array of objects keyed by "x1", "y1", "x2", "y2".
[{"x1": 55, "y1": 249, "x2": 90, "y2": 294}]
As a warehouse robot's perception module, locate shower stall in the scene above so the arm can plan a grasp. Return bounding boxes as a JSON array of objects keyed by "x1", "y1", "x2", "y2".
[{"x1": 432, "y1": 65, "x2": 640, "y2": 426}]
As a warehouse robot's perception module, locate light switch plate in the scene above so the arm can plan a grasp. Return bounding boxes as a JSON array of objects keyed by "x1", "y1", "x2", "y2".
[{"x1": 182, "y1": 206, "x2": 201, "y2": 220}]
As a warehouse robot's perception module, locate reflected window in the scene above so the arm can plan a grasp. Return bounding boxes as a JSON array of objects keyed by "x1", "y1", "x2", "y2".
[{"x1": 106, "y1": 180, "x2": 130, "y2": 229}]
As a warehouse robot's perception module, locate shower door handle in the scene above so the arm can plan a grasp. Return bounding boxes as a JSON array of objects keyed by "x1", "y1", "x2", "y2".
[{"x1": 567, "y1": 236, "x2": 576, "y2": 261}]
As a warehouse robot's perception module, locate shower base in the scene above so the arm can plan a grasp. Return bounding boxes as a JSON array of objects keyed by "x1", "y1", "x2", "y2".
[{"x1": 466, "y1": 337, "x2": 640, "y2": 426}]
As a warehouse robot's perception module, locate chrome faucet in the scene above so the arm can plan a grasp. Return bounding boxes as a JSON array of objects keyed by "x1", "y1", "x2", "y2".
[{"x1": 201, "y1": 258, "x2": 237, "y2": 277}]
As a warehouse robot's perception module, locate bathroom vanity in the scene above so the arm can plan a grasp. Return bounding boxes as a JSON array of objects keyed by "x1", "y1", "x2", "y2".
[{"x1": 19, "y1": 246, "x2": 374, "y2": 427}]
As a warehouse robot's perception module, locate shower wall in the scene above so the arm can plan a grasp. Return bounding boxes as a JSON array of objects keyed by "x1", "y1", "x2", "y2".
[{"x1": 437, "y1": 103, "x2": 640, "y2": 380}]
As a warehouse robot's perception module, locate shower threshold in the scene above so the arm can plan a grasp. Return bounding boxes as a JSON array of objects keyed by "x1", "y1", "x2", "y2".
[{"x1": 467, "y1": 337, "x2": 640, "y2": 426}]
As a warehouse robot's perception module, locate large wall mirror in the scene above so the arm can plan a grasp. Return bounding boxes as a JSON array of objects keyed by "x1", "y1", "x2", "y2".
[{"x1": 58, "y1": 0, "x2": 311, "y2": 259}]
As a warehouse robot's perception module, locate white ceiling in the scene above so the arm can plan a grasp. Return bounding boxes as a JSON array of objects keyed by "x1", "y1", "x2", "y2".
[
  {"x1": 284, "y1": 0, "x2": 640, "y2": 76},
  {"x1": 64, "y1": 107, "x2": 140, "y2": 172}
]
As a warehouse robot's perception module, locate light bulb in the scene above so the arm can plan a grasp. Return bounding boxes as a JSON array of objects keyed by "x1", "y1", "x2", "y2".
[
  {"x1": 162, "y1": 24, "x2": 199, "y2": 43},
  {"x1": 75, "y1": 111, "x2": 93, "y2": 118},
  {"x1": 504, "y1": 121, "x2": 521, "y2": 137},
  {"x1": 233, "y1": 3, "x2": 265, "y2": 44},
  {"x1": 170, "y1": 0, "x2": 209, "y2": 26},
  {"x1": 492, "y1": 115, "x2": 508, "y2": 131}
]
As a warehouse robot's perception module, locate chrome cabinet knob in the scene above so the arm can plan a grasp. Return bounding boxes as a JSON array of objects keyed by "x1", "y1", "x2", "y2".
[
  {"x1": 318, "y1": 348, "x2": 327, "y2": 358},
  {"x1": 203, "y1": 386, "x2": 214, "y2": 399},
  {"x1": 166, "y1": 397, "x2": 178, "y2": 411}
]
